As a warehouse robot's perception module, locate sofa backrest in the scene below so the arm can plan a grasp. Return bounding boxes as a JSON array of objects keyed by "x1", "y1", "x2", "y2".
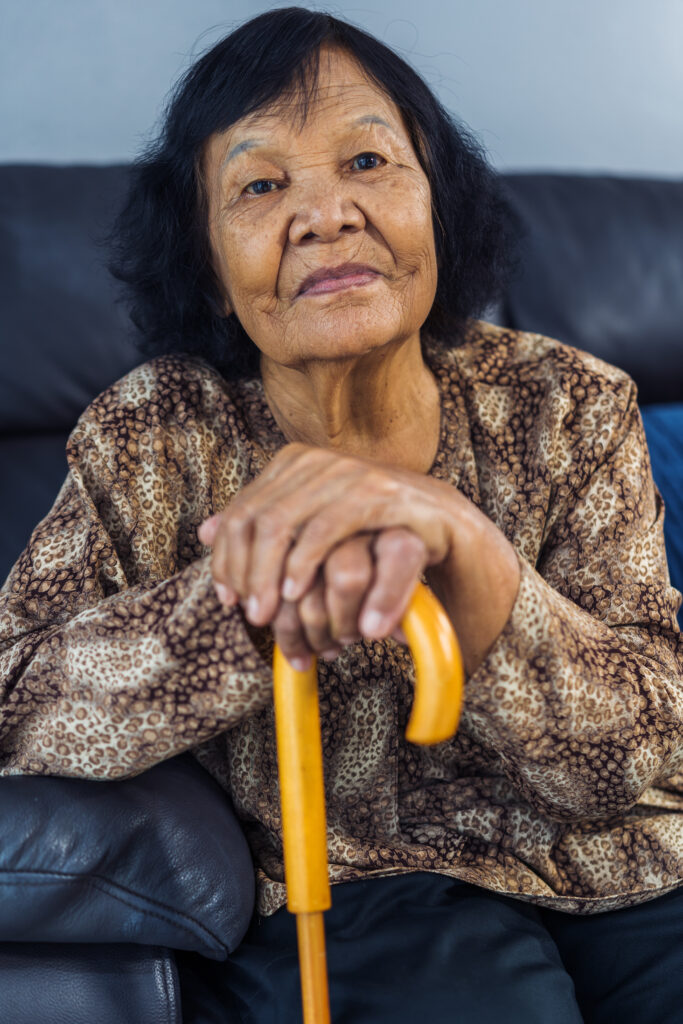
[
  {"x1": 1, "y1": 164, "x2": 682, "y2": 584},
  {"x1": 2, "y1": 165, "x2": 681, "y2": 436},
  {"x1": 0, "y1": 165, "x2": 138, "y2": 436},
  {"x1": 501, "y1": 173, "x2": 683, "y2": 405}
]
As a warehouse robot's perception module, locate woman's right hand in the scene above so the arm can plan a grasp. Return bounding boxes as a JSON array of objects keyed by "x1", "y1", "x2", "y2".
[{"x1": 268, "y1": 529, "x2": 415, "y2": 668}]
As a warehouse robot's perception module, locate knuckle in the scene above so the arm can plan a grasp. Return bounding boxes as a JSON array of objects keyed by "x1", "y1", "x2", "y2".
[
  {"x1": 335, "y1": 454, "x2": 359, "y2": 475},
  {"x1": 302, "y1": 610, "x2": 329, "y2": 634},
  {"x1": 377, "y1": 528, "x2": 425, "y2": 558},
  {"x1": 303, "y1": 515, "x2": 330, "y2": 540},
  {"x1": 299, "y1": 597, "x2": 329, "y2": 632},
  {"x1": 327, "y1": 565, "x2": 370, "y2": 596},
  {"x1": 210, "y1": 548, "x2": 230, "y2": 582},
  {"x1": 274, "y1": 622, "x2": 302, "y2": 646},
  {"x1": 369, "y1": 469, "x2": 400, "y2": 494},
  {"x1": 274, "y1": 602, "x2": 300, "y2": 633},
  {"x1": 224, "y1": 511, "x2": 249, "y2": 539},
  {"x1": 256, "y1": 510, "x2": 291, "y2": 541}
]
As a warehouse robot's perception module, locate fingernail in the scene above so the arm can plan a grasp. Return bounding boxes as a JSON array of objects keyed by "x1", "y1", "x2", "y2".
[
  {"x1": 282, "y1": 577, "x2": 298, "y2": 601},
  {"x1": 290, "y1": 655, "x2": 312, "y2": 672},
  {"x1": 321, "y1": 648, "x2": 339, "y2": 661},
  {"x1": 246, "y1": 595, "x2": 260, "y2": 622},
  {"x1": 214, "y1": 582, "x2": 233, "y2": 606},
  {"x1": 361, "y1": 609, "x2": 385, "y2": 634}
]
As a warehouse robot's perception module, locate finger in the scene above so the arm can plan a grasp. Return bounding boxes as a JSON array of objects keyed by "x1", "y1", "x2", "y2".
[
  {"x1": 209, "y1": 510, "x2": 255, "y2": 607},
  {"x1": 198, "y1": 446, "x2": 303, "y2": 547},
  {"x1": 324, "y1": 534, "x2": 375, "y2": 642},
  {"x1": 272, "y1": 598, "x2": 314, "y2": 672},
  {"x1": 298, "y1": 572, "x2": 338, "y2": 655},
  {"x1": 197, "y1": 514, "x2": 220, "y2": 546},
  {"x1": 242, "y1": 458, "x2": 361, "y2": 624},
  {"x1": 281, "y1": 476, "x2": 449, "y2": 602},
  {"x1": 359, "y1": 528, "x2": 428, "y2": 637},
  {"x1": 202, "y1": 443, "x2": 318, "y2": 599}
]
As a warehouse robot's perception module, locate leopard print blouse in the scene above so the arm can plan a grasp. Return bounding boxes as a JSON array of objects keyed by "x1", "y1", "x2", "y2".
[{"x1": 1, "y1": 321, "x2": 682, "y2": 917}]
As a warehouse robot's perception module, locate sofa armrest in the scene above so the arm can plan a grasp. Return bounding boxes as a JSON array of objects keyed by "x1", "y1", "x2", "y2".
[
  {"x1": 0, "y1": 944, "x2": 181, "y2": 1024},
  {"x1": 0, "y1": 754, "x2": 255, "y2": 960}
]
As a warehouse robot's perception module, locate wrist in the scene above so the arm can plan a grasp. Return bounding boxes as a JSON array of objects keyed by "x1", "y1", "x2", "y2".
[{"x1": 426, "y1": 520, "x2": 520, "y2": 676}]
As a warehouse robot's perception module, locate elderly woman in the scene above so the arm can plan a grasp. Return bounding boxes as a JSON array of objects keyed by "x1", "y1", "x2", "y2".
[{"x1": 1, "y1": 7, "x2": 682, "y2": 1023}]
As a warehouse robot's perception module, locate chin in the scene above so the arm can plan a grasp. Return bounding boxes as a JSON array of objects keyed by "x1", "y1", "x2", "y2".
[
  {"x1": 299, "y1": 311, "x2": 409, "y2": 360},
  {"x1": 306, "y1": 333, "x2": 396, "y2": 364}
]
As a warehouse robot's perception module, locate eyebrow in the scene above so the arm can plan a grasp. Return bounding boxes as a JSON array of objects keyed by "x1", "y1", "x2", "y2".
[
  {"x1": 219, "y1": 114, "x2": 398, "y2": 174},
  {"x1": 221, "y1": 138, "x2": 263, "y2": 169},
  {"x1": 353, "y1": 115, "x2": 393, "y2": 130}
]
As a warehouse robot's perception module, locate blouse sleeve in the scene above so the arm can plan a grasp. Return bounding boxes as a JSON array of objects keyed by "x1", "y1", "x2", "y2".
[
  {"x1": 0, "y1": 382, "x2": 273, "y2": 779},
  {"x1": 461, "y1": 377, "x2": 683, "y2": 823}
]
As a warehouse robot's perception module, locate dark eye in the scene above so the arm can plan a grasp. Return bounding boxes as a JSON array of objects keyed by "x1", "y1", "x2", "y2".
[
  {"x1": 351, "y1": 152, "x2": 384, "y2": 171},
  {"x1": 244, "y1": 179, "x2": 278, "y2": 196}
]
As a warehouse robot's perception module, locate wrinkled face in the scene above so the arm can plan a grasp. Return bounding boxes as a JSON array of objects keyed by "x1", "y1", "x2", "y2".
[{"x1": 202, "y1": 47, "x2": 438, "y2": 369}]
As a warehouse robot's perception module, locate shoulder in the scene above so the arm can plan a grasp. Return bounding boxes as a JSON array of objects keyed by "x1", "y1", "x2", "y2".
[
  {"x1": 69, "y1": 355, "x2": 242, "y2": 436},
  {"x1": 64, "y1": 355, "x2": 261, "y2": 504},
  {"x1": 425, "y1": 322, "x2": 644, "y2": 500},
  {"x1": 427, "y1": 320, "x2": 637, "y2": 438},
  {"x1": 65, "y1": 354, "x2": 263, "y2": 464},
  {"x1": 430, "y1": 320, "x2": 633, "y2": 396}
]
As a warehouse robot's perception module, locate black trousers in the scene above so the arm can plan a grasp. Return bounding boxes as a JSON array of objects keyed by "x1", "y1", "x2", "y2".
[{"x1": 178, "y1": 873, "x2": 683, "y2": 1023}]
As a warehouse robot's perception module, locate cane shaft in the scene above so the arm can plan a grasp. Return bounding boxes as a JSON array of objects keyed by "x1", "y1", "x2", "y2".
[
  {"x1": 296, "y1": 912, "x2": 331, "y2": 1024},
  {"x1": 273, "y1": 580, "x2": 465, "y2": 1024},
  {"x1": 273, "y1": 645, "x2": 331, "y2": 914}
]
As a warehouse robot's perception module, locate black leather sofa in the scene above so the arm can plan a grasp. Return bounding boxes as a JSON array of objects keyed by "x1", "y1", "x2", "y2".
[{"x1": 1, "y1": 165, "x2": 682, "y2": 1022}]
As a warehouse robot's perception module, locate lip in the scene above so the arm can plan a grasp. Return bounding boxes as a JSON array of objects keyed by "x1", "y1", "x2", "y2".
[{"x1": 296, "y1": 262, "x2": 381, "y2": 298}]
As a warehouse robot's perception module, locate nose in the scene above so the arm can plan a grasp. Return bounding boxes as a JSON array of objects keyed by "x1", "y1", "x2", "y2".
[{"x1": 288, "y1": 181, "x2": 365, "y2": 245}]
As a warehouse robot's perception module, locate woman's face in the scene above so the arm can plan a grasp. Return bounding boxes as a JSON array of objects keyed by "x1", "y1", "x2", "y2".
[{"x1": 202, "y1": 47, "x2": 438, "y2": 370}]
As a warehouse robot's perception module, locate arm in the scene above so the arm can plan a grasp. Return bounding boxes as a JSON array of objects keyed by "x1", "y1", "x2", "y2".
[
  {"x1": 0, "y1": 388, "x2": 272, "y2": 779},
  {"x1": 442, "y1": 380, "x2": 683, "y2": 822}
]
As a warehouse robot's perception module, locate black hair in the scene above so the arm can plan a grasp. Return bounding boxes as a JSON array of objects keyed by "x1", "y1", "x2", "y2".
[{"x1": 109, "y1": 6, "x2": 519, "y2": 380}]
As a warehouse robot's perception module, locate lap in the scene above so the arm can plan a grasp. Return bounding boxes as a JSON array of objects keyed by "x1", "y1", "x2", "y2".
[
  {"x1": 541, "y1": 884, "x2": 683, "y2": 1024},
  {"x1": 177, "y1": 874, "x2": 683, "y2": 1024}
]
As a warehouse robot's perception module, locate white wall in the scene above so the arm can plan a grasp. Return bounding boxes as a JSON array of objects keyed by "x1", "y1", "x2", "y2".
[{"x1": 2, "y1": 0, "x2": 682, "y2": 174}]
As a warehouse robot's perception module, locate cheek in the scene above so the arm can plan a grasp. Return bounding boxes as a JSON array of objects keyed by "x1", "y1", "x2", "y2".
[
  {"x1": 212, "y1": 220, "x2": 283, "y2": 310},
  {"x1": 379, "y1": 179, "x2": 436, "y2": 271}
]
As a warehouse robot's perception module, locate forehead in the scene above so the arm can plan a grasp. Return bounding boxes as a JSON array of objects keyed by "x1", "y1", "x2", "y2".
[{"x1": 212, "y1": 48, "x2": 406, "y2": 152}]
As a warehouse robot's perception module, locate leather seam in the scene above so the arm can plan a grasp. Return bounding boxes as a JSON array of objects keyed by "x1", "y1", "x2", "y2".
[{"x1": 0, "y1": 871, "x2": 229, "y2": 952}]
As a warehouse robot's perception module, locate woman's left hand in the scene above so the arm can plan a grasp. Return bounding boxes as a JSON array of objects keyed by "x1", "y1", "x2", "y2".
[{"x1": 197, "y1": 443, "x2": 520, "y2": 674}]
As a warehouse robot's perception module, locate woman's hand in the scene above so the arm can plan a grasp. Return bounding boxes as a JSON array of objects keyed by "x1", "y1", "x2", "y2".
[{"x1": 198, "y1": 443, "x2": 520, "y2": 674}]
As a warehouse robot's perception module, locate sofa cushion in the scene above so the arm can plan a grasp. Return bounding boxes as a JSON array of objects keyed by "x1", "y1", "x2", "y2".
[
  {"x1": 502, "y1": 175, "x2": 683, "y2": 405},
  {"x1": 641, "y1": 403, "x2": 683, "y2": 623},
  {"x1": 0, "y1": 754, "x2": 255, "y2": 959},
  {"x1": 0, "y1": 164, "x2": 140, "y2": 435}
]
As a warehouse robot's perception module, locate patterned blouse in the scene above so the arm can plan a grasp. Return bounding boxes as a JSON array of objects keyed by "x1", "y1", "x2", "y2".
[{"x1": 1, "y1": 321, "x2": 682, "y2": 918}]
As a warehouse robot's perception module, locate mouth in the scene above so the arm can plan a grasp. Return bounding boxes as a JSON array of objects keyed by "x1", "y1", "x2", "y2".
[{"x1": 296, "y1": 263, "x2": 381, "y2": 298}]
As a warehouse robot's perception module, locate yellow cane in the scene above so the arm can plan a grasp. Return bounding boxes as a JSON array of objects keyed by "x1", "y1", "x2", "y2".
[{"x1": 273, "y1": 581, "x2": 464, "y2": 1024}]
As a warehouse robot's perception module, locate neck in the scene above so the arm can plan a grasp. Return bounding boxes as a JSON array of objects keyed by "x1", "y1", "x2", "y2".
[{"x1": 260, "y1": 334, "x2": 441, "y2": 474}]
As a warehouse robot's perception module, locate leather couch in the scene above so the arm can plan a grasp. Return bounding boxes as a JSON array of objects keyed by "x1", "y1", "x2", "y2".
[{"x1": 1, "y1": 165, "x2": 682, "y2": 1022}]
